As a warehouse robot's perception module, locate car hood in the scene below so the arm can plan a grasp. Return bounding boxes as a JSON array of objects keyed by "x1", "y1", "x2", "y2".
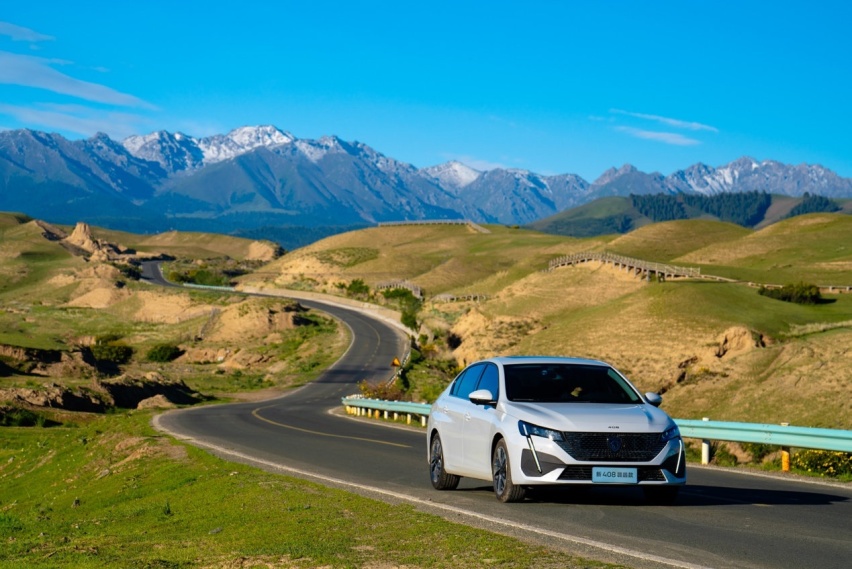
[{"x1": 503, "y1": 401, "x2": 672, "y2": 433}]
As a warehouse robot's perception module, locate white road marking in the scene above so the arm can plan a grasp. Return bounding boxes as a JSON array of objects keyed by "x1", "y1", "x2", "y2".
[{"x1": 152, "y1": 414, "x2": 711, "y2": 569}]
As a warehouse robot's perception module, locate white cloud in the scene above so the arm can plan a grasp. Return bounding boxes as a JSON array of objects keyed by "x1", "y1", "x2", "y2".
[
  {"x1": 0, "y1": 103, "x2": 150, "y2": 139},
  {"x1": 0, "y1": 51, "x2": 155, "y2": 109},
  {"x1": 610, "y1": 109, "x2": 718, "y2": 133},
  {"x1": 615, "y1": 126, "x2": 701, "y2": 146},
  {"x1": 0, "y1": 21, "x2": 54, "y2": 42}
]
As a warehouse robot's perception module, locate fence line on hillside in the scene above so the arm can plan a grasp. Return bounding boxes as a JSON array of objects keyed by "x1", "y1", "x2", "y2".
[
  {"x1": 377, "y1": 219, "x2": 491, "y2": 234},
  {"x1": 549, "y1": 251, "x2": 701, "y2": 281}
]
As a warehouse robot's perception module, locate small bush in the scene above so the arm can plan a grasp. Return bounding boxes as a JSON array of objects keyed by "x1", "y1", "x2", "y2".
[
  {"x1": 113, "y1": 263, "x2": 141, "y2": 281},
  {"x1": 758, "y1": 282, "x2": 822, "y2": 304},
  {"x1": 741, "y1": 442, "x2": 776, "y2": 462},
  {"x1": 791, "y1": 449, "x2": 852, "y2": 478},
  {"x1": 712, "y1": 443, "x2": 738, "y2": 467},
  {"x1": 0, "y1": 407, "x2": 56, "y2": 427},
  {"x1": 91, "y1": 335, "x2": 133, "y2": 364},
  {"x1": 346, "y1": 279, "x2": 370, "y2": 297},
  {"x1": 146, "y1": 343, "x2": 183, "y2": 363},
  {"x1": 358, "y1": 379, "x2": 405, "y2": 401}
]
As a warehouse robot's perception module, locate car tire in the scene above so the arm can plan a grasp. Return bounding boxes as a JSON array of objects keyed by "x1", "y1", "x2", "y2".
[
  {"x1": 492, "y1": 438, "x2": 526, "y2": 503},
  {"x1": 429, "y1": 434, "x2": 460, "y2": 490},
  {"x1": 643, "y1": 485, "x2": 680, "y2": 505}
]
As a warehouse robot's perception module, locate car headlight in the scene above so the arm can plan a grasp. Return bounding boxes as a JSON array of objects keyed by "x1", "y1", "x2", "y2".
[
  {"x1": 661, "y1": 425, "x2": 681, "y2": 442},
  {"x1": 518, "y1": 420, "x2": 564, "y2": 441}
]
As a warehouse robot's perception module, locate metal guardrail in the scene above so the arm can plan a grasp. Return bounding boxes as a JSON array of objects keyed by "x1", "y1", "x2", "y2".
[
  {"x1": 342, "y1": 396, "x2": 431, "y2": 426},
  {"x1": 678, "y1": 419, "x2": 852, "y2": 453},
  {"x1": 341, "y1": 397, "x2": 852, "y2": 454}
]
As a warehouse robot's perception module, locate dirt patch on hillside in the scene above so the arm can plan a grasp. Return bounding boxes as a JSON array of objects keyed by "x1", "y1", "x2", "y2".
[
  {"x1": 246, "y1": 240, "x2": 282, "y2": 261},
  {"x1": 132, "y1": 290, "x2": 214, "y2": 324},
  {"x1": 446, "y1": 262, "x2": 646, "y2": 365},
  {"x1": 206, "y1": 302, "x2": 302, "y2": 343},
  {"x1": 66, "y1": 286, "x2": 132, "y2": 309}
]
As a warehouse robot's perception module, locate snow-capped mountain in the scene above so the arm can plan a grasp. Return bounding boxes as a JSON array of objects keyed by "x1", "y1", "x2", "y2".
[
  {"x1": 422, "y1": 161, "x2": 482, "y2": 190},
  {"x1": 122, "y1": 125, "x2": 294, "y2": 173},
  {"x1": 196, "y1": 125, "x2": 294, "y2": 164},
  {"x1": 664, "y1": 157, "x2": 852, "y2": 197},
  {"x1": 1, "y1": 125, "x2": 851, "y2": 247}
]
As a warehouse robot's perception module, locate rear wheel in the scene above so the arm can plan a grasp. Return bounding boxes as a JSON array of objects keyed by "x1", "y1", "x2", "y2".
[
  {"x1": 492, "y1": 439, "x2": 526, "y2": 503},
  {"x1": 429, "y1": 434, "x2": 460, "y2": 490}
]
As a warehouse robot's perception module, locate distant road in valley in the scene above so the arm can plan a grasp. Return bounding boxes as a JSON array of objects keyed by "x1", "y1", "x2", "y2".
[{"x1": 146, "y1": 262, "x2": 852, "y2": 569}]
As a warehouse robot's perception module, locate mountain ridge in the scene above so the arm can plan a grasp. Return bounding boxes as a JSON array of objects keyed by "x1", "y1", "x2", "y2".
[{"x1": 2, "y1": 125, "x2": 851, "y2": 247}]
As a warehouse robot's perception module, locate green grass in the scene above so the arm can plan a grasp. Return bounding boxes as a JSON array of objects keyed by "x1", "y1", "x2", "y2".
[
  {"x1": 0, "y1": 414, "x2": 618, "y2": 568},
  {"x1": 607, "y1": 219, "x2": 751, "y2": 262},
  {"x1": 679, "y1": 214, "x2": 852, "y2": 284},
  {"x1": 314, "y1": 247, "x2": 379, "y2": 267}
]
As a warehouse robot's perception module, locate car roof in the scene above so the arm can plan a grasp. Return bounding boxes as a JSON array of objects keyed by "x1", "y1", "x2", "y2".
[{"x1": 482, "y1": 355, "x2": 610, "y2": 367}]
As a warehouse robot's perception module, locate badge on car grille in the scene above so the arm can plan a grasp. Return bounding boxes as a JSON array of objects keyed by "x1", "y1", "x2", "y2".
[{"x1": 607, "y1": 436, "x2": 623, "y2": 454}]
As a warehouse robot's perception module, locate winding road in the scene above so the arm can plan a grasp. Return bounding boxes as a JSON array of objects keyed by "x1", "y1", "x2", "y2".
[{"x1": 147, "y1": 265, "x2": 852, "y2": 569}]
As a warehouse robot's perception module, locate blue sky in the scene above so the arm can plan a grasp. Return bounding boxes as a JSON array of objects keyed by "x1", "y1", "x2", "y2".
[{"x1": 1, "y1": 1, "x2": 850, "y2": 181}]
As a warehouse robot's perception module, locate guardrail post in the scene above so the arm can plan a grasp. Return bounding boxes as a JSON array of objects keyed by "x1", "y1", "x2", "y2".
[
  {"x1": 407, "y1": 413, "x2": 411, "y2": 425},
  {"x1": 780, "y1": 422, "x2": 791, "y2": 472},
  {"x1": 701, "y1": 417, "x2": 711, "y2": 465},
  {"x1": 421, "y1": 416, "x2": 427, "y2": 427}
]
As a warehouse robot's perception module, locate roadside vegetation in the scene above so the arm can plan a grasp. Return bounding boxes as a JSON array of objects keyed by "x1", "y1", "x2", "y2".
[{"x1": 0, "y1": 412, "x2": 610, "y2": 568}]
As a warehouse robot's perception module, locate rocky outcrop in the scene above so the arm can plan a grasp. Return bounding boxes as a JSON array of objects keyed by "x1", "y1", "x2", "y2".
[
  {"x1": 0, "y1": 373, "x2": 202, "y2": 413},
  {"x1": 96, "y1": 372, "x2": 202, "y2": 409},
  {"x1": 0, "y1": 382, "x2": 106, "y2": 413},
  {"x1": 62, "y1": 222, "x2": 127, "y2": 262}
]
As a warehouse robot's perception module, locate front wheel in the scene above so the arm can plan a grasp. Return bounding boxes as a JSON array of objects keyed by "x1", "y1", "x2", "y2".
[
  {"x1": 492, "y1": 439, "x2": 526, "y2": 503},
  {"x1": 430, "y1": 434, "x2": 460, "y2": 490}
]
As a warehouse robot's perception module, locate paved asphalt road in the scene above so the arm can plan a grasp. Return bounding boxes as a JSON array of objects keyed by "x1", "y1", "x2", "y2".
[{"x1": 149, "y1": 268, "x2": 852, "y2": 569}]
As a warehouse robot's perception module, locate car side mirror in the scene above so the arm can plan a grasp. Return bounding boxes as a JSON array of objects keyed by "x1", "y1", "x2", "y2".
[
  {"x1": 469, "y1": 389, "x2": 496, "y2": 406},
  {"x1": 644, "y1": 392, "x2": 662, "y2": 407}
]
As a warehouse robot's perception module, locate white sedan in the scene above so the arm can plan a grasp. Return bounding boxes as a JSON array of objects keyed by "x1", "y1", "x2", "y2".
[{"x1": 426, "y1": 356, "x2": 686, "y2": 503}]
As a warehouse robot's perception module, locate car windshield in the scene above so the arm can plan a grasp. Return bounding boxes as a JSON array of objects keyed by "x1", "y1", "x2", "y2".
[{"x1": 504, "y1": 363, "x2": 642, "y2": 404}]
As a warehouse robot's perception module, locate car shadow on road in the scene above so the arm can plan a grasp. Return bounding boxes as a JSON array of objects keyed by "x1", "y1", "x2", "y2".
[{"x1": 455, "y1": 484, "x2": 850, "y2": 507}]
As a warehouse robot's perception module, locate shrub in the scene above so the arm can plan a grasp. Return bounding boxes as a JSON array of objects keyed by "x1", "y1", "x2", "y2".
[
  {"x1": 146, "y1": 343, "x2": 183, "y2": 362},
  {"x1": 358, "y1": 379, "x2": 405, "y2": 401},
  {"x1": 712, "y1": 443, "x2": 738, "y2": 467},
  {"x1": 91, "y1": 335, "x2": 133, "y2": 364},
  {"x1": 758, "y1": 282, "x2": 822, "y2": 305},
  {"x1": 113, "y1": 263, "x2": 141, "y2": 281},
  {"x1": 741, "y1": 442, "x2": 776, "y2": 462},
  {"x1": 791, "y1": 450, "x2": 852, "y2": 478},
  {"x1": 346, "y1": 279, "x2": 370, "y2": 297}
]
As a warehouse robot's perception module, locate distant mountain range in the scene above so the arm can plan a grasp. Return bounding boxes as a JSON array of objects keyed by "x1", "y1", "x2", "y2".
[{"x1": 1, "y1": 125, "x2": 851, "y2": 247}]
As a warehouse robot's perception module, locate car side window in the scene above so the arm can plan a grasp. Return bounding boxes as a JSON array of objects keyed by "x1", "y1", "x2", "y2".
[
  {"x1": 451, "y1": 364, "x2": 485, "y2": 400},
  {"x1": 475, "y1": 363, "x2": 499, "y2": 399}
]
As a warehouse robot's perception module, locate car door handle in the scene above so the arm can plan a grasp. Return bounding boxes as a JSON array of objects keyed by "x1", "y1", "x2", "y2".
[
  {"x1": 442, "y1": 406, "x2": 449, "y2": 414},
  {"x1": 464, "y1": 412, "x2": 471, "y2": 421}
]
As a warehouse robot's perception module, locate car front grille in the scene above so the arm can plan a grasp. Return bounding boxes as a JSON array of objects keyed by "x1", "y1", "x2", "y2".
[
  {"x1": 557, "y1": 432, "x2": 666, "y2": 462},
  {"x1": 558, "y1": 466, "x2": 666, "y2": 482}
]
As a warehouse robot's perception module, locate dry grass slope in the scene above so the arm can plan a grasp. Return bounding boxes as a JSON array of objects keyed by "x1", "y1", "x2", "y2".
[{"x1": 252, "y1": 217, "x2": 852, "y2": 428}]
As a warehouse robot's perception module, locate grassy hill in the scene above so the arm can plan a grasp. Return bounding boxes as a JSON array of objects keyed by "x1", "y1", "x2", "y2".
[
  {"x1": 531, "y1": 193, "x2": 851, "y2": 238},
  {"x1": 0, "y1": 214, "x2": 340, "y2": 392},
  {"x1": 3, "y1": 212, "x2": 850, "y2": 427},
  {"x1": 244, "y1": 216, "x2": 852, "y2": 429}
]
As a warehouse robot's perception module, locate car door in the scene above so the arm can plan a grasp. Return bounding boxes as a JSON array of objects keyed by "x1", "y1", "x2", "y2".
[
  {"x1": 439, "y1": 364, "x2": 485, "y2": 473},
  {"x1": 462, "y1": 362, "x2": 499, "y2": 478}
]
